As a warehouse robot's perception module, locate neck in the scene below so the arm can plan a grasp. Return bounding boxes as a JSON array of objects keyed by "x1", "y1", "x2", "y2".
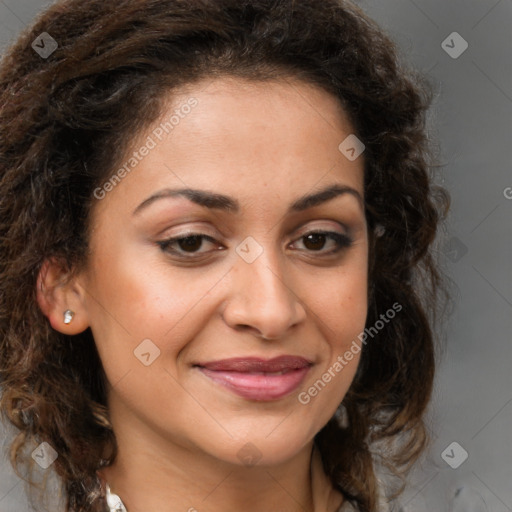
[{"x1": 98, "y1": 428, "x2": 343, "y2": 512}]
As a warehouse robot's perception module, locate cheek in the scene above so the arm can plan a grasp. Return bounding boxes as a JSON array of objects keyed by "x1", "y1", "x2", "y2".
[
  {"x1": 86, "y1": 236, "x2": 173, "y2": 328},
  {"x1": 299, "y1": 272, "x2": 367, "y2": 421},
  {"x1": 85, "y1": 254, "x2": 245, "y2": 395},
  {"x1": 316, "y1": 265, "x2": 368, "y2": 343}
]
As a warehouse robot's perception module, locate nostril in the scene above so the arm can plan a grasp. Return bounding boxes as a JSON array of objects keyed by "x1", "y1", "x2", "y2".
[{"x1": 235, "y1": 324, "x2": 274, "y2": 340}]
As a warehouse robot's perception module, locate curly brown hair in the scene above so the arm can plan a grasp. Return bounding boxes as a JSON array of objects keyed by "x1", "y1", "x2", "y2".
[{"x1": 0, "y1": 0, "x2": 450, "y2": 510}]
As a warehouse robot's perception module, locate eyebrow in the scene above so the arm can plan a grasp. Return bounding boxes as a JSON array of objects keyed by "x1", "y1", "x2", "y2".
[{"x1": 132, "y1": 183, "x2": 363, "y2": 216}]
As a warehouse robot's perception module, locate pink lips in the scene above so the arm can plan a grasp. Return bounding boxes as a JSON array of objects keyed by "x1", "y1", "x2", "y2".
[{"x1": 196, "y1": 356, "x2": 312, "y2": 401}]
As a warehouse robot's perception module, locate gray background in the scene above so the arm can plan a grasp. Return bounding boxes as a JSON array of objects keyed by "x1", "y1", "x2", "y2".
[{"x1": 0, "y1": 1, "x2": 511, "y2": 511}]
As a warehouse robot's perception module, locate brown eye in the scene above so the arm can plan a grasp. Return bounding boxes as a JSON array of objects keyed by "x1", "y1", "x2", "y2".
[
  {"x1": 292, "y1": 231, "x2": 353, "y2": 255},
  {"x1": 302, "y1": 233, "x2": 328, "y2": 251},
  {"x1": 157, "y1": 233, "x2": 221, "y2": 257},
  {"x1": 176, "y1": 235, "x2": 204, "y2": 252}
]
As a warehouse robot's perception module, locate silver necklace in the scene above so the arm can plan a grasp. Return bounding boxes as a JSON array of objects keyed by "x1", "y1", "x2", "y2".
[{"x1": 106, "y1": 483, "x2": 128, "y2": 512}]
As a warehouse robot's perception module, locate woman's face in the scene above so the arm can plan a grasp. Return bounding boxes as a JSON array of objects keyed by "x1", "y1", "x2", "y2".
[{"x1": 77, "y1": 77, "x2": 368, "y2": 466}]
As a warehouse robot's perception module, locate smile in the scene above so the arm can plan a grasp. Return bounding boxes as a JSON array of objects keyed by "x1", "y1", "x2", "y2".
[{"x1": 195, "y1": 356, "x2": 312, "y2": 401}]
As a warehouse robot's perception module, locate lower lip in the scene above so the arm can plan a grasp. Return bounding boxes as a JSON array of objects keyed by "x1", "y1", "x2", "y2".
[{"x1": 198, "y1": 366, "x2": 311, "y2": 401}]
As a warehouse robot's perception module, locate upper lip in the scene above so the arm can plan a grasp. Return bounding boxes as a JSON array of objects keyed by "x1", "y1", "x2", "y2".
[{"x1": 196, "y1": 356, "x2": 312, "y2": 372}]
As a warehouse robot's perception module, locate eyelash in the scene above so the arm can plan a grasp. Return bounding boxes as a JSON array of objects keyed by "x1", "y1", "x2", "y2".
[{"x1": 157, "y1": 230, "x2": 353, "y2": 260}]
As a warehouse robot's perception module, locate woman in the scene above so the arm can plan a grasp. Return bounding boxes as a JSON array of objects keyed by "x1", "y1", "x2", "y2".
[{"x1": 0, "y1": 0, "x2": 449, "y2": 511}]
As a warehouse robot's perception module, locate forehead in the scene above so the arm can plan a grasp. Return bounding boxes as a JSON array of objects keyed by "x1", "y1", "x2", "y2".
[
  {"x1": 92, "y1": 76, "x2": 365, "y2": 220},
  {"x1": 163, "y1": 76, "x2": 358, "y2": 158}
]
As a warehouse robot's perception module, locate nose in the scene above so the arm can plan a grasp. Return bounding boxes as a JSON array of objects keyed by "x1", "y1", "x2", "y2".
[{"x1": 221, "y1": 251, "x2": 307, "y2": 340}]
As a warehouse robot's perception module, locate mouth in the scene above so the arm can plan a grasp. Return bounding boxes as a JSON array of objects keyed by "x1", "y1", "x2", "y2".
[{"x1": 194, "y1": 356, "x2": 312, "y2": 401}]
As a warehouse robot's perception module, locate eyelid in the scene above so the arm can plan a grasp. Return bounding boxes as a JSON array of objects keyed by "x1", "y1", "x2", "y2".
[
  {"x1": 162, "y1": 221, "x2": 348, "y2": 244},
  {"x1": 165, "y1": 227, "x2": 217, "y2": 238},
  {"x1": 292, "y1": 220, "x2": 350, "y2": 238},
  {"x1": 157, "y1": 228, "x2": 353, "y2": 261}
]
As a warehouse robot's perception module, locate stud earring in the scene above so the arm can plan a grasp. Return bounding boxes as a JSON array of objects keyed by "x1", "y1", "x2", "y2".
[{"x1": 63, "y1": 309, "x2": 75, "y2": 324}]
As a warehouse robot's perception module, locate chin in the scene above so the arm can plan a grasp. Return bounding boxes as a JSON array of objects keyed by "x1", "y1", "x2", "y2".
[{"x1": 201, "y1": 428, "x2": 317, "y2": 468}]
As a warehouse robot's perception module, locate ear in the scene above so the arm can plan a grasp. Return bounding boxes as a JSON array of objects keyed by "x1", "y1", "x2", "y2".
[{"x1": 36, "y1": 258, "x2": 90, "y2": 335}]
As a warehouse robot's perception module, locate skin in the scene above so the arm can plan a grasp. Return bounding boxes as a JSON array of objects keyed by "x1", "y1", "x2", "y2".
[{"x1": 37, "y1": 77, "x2": 368, "y2": 512}]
